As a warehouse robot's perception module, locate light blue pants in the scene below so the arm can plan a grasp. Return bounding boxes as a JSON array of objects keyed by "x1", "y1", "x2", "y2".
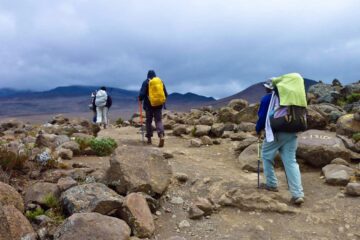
[{"x1": 262, "y1": 132, "x2": 304, "y2": 198}]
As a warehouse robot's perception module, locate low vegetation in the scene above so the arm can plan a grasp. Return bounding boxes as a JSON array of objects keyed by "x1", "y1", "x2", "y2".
[
  {"x1": 89, "y1": 138, "x2": 118, "y2": 156},
  {"x1": 0, "y1": 146, "x2": 29, "y2": 171},
  {"x1": 353, "y1": 132, "x2": 360, "y2": 142},
  {"x1": 75, "y1": 137, "x2": 94, "y2": 152},
  {"x1": 115, "y1": 117, "x2": 124, "y2": 126}
]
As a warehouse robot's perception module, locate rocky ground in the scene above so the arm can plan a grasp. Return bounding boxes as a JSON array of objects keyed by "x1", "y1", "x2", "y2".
[{"x1": 0, "y1": 80, "x2": 360, "y2": 240}]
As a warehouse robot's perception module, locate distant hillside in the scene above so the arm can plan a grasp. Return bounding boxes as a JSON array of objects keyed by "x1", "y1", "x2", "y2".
[
  {"x1": 0, "y1": 85, "x2": 215, "y2": 117},
  {"x1": 210, "y1": 78, "x2": 318, "y2": 108}
]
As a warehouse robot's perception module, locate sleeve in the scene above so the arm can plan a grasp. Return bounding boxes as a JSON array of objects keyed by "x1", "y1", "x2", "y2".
[
  {"x1": 255, "y1": 95, "x2": 271, "y2": 134},
  {"x1": 163, "y1": 83, "x2": 168, "y2": 97},
  {"x1": 139, "y1": 81, "x2": 148, "y2": 101}
]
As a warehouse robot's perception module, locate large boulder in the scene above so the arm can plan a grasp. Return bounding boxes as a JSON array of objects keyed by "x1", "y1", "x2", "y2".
[
  {"x1": 235, "y1": 104, "x2": 259, "y2": 124},
  {"x1": 119, "y1": 193, "x2": 155, "y2": 238},
  {"x1": 297, "y1": 130, "x2": 351, "y2": 167},
  {"x1": 336, "y1": 114, "x2": 360, "y2": 137},
  {"x1": 103, "y1": 146, "x2": 172, "y2": 196},
  {"x1": 193, "y1": 125, "x2": 211, "y2": 137},
  {"x1": 210, "y1": 123, "x2": 225, "y2": 138},
  {"x1": 54, "y1": 212, "x2": 131, "y2": 240},
  {"x1": 172, "y1": 125, "x2": 188, "y2": 136},
  {"x1": 228, "y1": 99, "x2": 249, "y2": 111},
  {"x1": 306, "y1": 107, "x2": 327, "y2": 130},
  {"x1": 310, "y1": 103, "x2": 346, "y2": 123},
  {"x1": 60, "y1": 183, "x2": 124, "y2": 215},
  {"x1": 308, "y1": 83, "x2": 341, "y2": 104},
  {"x1": 237, "y1": 143, "x2": 263, "y2": 172},
  {"x1": 322, "y1": 164, "x2": 354, "y2": 186},
  {"x1": 59, "y1": 141, "x2": 80, "y2": 155},
  {"x1": 217, "y1": 107, "x2": 237, "y2": 123},
  {"x1": 24, "y1": 182, "x2": 60, "y2": 206},
  {"x1": 198, "y1": 115, "x2": 215, "y2": 126},
  {"x1": 0, "y1": 182, "x2": 24, "y2": 212},
  {"x1": 0, "y1": 204, "x2": 35, "y2": 240},
  {"x1": 35, "y1": 133, "x2": 70, "y2": 149}
]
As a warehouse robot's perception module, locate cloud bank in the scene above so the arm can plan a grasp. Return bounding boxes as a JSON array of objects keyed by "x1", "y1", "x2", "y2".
[{"x1": 0, "y1": 0, "x2": 359, "y2": 98}]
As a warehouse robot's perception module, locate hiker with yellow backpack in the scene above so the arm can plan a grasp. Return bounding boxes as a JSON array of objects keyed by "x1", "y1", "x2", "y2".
[{"x1": 138, "y1": 70, "x2": 168, "y2": 147}]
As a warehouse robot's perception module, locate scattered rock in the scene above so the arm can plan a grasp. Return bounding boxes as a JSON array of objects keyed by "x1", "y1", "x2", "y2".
[
  {"x1": 57, "y1": 177, "x2": 78, "y2": 192},
  {"x1": 0, "y1": 182, "x2": 24, "y2": 212},
  {"x1": 228, "y1": 99, "x2": 249, "y2": 111},
  {"x1": 173, "y1": 125, "x2": 188, "y2": 136},
  {"x1": 188, "y1": 205, "x2": 204, "y2": 219},
  {"x1": 119, "y1": 193, "x2": 155, "y2": 238},
  {"x1": 210, "y1": 123, "x2": 225, "y2": 138},
  {"x1": 297, "y1": 130, "x2": 351, "y2": 167},
  {"x1": 322, "y1": 164, "x2": 353, "y2": 186},
  {"x1": 194, "y1": 197, "x2": 214, "y2": 215},
  {"x1": 53, "y1": 212, "x2": 131, "y2": 240},
  {"x1": 0, "y1": 204, "x2": 35, "y2": 240},
  {"x1": 171, "y1": 196, "x2": 184, "y2": 205},
  {"x1": 190, "y1": 138, "x2": 202, "y2": 147},
  {"x1": 306, "y1": 107, "x2": 328, "y2": 130},
  {"x1": 59, "y1": 141, "x2": 80, "y2": 155},
  {"x1": 201, "y1": 136, "x2": 213, "y2": 145},
  {"x1": 345, "y1": 182, "x2": 360, "y2": 196},
  {"x1": 178, "y1": 220, "x2": 191, "y2": 229},
  {"x1": 237, "y1": 122, "x2": 256, "y2": 132},
  {"x1": 337, "y1": 114, "x2": 360, "y2": 137},
  {"x1": 217, "y1": 107, "x2": 237, "y2": 123},
  {"x1": 198, "y1": 115, "x2": 215, "y2": 126},
  {"x1": 57, "y1": 148, "x2": 73, "y2": 160},
  {"x1": 193, "y1": 125, "x2": 211, "y2": 137},
  {"x1": 174, "y1": 173, "x2": 189, "y2": 183},
  {"x1": 330, "y1": 158, "x2": 350, "y2": 167},
  {"x1": 237, "y1": 143, "x2": 263, "y2": 172},
  {"x1": 234, "y1": 138, "x2": 258, "y2": 153},
  {"x1": 103, "y1": 146, "x2": 172, "y2": 196},
  {"x1": 167, "y1": 237, "x2": 187, "y2": 240},
  {"x1": 25, "y1": 182, "x2": 60, "y2": 206},
  {"x1": 235, "y1": 104, "x2": 259, "y2": 124},
  {"x1": 60, "y1": 183, "x2": 124, "y2": 215}
]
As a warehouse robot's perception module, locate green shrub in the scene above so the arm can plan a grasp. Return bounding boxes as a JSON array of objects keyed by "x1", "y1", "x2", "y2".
[
  {"x1": 353, "y1": 132, "x2": 360, "y2": 142},
  {"x1": 115, "y1": 117, "x2": 124, "y2": 126},
  {"x1": 43, "y1": 193, "x2": 60, "y2": 209},
  {"x1": 25, "y1": 207, "x2": 45, "y2": 220},
  {"x1": 0, "y1": 147, "x2": 29, "y2": 171},
  {"x1": 75, "y1": 137, "x2": 94, "y2": 151},
  {"x1": 191, "y1": 126, "x2": 197, "y2": 137},
  {"x1": 346, "y1": 93, "x2": 360, "y2": 104},
  {"x1": 89, "y1": 138, "x2": 118, "y2": 156}
]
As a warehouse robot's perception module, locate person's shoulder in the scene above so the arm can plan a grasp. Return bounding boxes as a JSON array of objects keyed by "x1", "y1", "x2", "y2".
[{"x1": 261, "y1": 93, "x2": 272, "y2": 102}]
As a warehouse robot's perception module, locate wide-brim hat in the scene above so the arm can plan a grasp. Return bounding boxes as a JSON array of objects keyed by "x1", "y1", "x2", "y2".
[{"x1": 263, "y1": 80, "x2": 274, "y2": 90}]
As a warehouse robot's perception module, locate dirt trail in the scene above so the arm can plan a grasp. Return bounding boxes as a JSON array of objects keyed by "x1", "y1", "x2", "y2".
[{"x1": 72, "y1": 126, "x2": 360, "y2": 240}]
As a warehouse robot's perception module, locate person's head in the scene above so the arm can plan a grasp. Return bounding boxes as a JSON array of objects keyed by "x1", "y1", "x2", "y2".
[
  {"x1": 263, "y1": 79, "x2": 274, "y2": 93},
  {"x1": 100, "y1": 86, "x2": 106, "y2": 91},
  {"x1": 147, "y1": 70, "x2": 156, "y2": 79}
]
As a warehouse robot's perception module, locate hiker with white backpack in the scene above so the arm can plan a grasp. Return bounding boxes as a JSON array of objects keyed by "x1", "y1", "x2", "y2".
[
  {"x1": 138, "y1": 70, "x2": 168, "y2": 147},
  {"x1": 256, "y1": 73, "x2": 307, "y2": 206},
  {"x1": 95, "y1": 86, "x2": 112, "y2": 129}
]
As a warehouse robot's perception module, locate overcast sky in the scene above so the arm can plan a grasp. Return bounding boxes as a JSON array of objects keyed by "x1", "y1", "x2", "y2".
[{"x1": 0, "y1": 0, "x2": 359, "y2": 98}]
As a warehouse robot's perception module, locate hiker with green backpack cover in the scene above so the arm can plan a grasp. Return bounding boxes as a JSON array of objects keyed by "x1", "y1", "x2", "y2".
[{"x1": 256, "y1": 73, "x2": 306, "y2": 205}]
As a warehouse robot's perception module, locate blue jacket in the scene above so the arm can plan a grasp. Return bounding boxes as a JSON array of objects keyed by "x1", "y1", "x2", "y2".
[
  {"x1": 139, "y1": 78, "x2": 168, "y2": 110},
  {"x1": 255, "y1": 93, "x2": 272, "y2": 134}
]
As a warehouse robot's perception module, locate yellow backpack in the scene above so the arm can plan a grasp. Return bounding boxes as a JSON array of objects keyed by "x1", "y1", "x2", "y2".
[{"x1": 148, "y1": 77, "x2": 166, "y2": 107}]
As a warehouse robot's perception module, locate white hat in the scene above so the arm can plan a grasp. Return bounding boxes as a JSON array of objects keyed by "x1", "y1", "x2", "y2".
[{"x1": 263, "y1": 81, "x2": 273, "y2": 90}]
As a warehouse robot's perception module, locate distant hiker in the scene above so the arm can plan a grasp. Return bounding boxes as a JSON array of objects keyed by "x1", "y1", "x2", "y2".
[
  {"x1": 256, "y1": 73, "x2": 306, "y2": 206},
  {"x1": 89, "y1": 91, "x2": 97, "y2": 123},
  {"x1": 138, "y1": 70, "x2": 168, "y2": 147},
  {"x1": 95, "y1": 86, "x2": 110, "y2": 129}
]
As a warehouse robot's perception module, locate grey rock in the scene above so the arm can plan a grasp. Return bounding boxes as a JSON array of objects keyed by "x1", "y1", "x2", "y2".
[
  {"x1": 330, "y1": 158, "x2": 350, "y2": 167},
  {"x1": 60, "y1": 183, "x2": 124, "y2": 215},
  {"x1": 297, "y1": 130, "x2": 351, "y2": 167},
  {"x1": 198, "y1": 115, "x2": 215, "y2": 126},
  {"x1": 345, "y1": 183, "x2": 360, "y2": 196},
  {"x1": 188, "y1": 206, "x2": 204, "y2": 219},
  {"x1": 201, "y1": 136, "x2": 213, "y2": 145},
  {"x1": 237, "y1": 143, "x2": 263, "y2": 172},
  {"x1": 193, "y1": 125, "x2": 211, "y2": 137},
  {"x1": 210, "y1": 123, "x2": 225, "y2": 138},
  {"x1": 173, "y1": 125, "x2": 188, "y2": 136},
  {"x1": 25, "y1": 182, "x2": 60, "y2": 206},
  {"x1": 337, "y1": 114, "x2": 360, "y2": 137},
  {"x1": 103, "y1": 146, "x2": 172, "y2": 196},
  {"x1": 0, "y1": 182, "x2": 24, "y2": 212},
  {"x1": 57, "y1": 177, "x2": 77, "y2": 192},
  {"x1": 190, "y1": 138, "x2": 202, "y2": 147},
  {"x1": 322, "y1": 164, "x2": 353, "y2": 186},
  {"x1": 53, "y1": 212, "x2": 131, "y2": 240},
  {"x1": 228, "y1": 99, "x2": 249, "y2": 111}
]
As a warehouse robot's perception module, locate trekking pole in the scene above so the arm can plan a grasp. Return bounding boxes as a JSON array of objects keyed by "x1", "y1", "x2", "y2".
[
  {"x1": 138, "y1": 99, "x2": 145, "y2": 144},
  {"x1": 257, "y1": 138, "x2": 261, "y2": 189}
]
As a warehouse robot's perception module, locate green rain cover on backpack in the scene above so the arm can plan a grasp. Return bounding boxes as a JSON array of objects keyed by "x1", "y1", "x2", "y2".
[
  {"x1": 270, "y1": 73, "x2": 308, "y2": 132},
  {"x1": 272, "y1": 73, "x2": 307, "y2": 107}
]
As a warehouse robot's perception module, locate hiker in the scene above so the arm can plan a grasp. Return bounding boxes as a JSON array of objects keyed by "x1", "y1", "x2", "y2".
[
  {"x1": 89, "y1": 91, "x2": 97, "y2": 123},
  {"x1": 138, "y1": 70, "x2": 168, "y2": 147},
  {"x1": 256, "y1": 74, "x2": 306, "y2": 205},
  {"x1": 95, "y1": 86, "x2": 110, "y2": 129}
]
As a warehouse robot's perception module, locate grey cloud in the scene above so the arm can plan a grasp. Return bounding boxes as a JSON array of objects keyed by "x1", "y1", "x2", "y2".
[{"x1": 0, "y1": 0, "x2": 360, "y2": 98}]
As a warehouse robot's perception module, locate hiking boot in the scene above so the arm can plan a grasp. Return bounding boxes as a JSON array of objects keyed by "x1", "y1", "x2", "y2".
[
  {"x1": 147, "y1": 138, "x2": 152, "y2": 145},
  {"x1": 290, "y1": 197, "x2": 304, "y2": 206},
  {"x1": 158, "y1": 136, "x2": 165, "y2": 148},
  {"x1": 259, "y1": 183, "x2": 279, "y2": 192}
]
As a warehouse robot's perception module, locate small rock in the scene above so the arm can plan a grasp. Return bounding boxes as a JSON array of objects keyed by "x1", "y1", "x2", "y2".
[
  {"x1": 178, "y1": 220, "x2": 191, "y2": 229},
  {"x1": 188, "y1": 206, "x2": 205, "y2": 219},
  {"x1": 57, "y1": 177, "x2": 77, "y2": 192},
  {"x1": 171, "y1": 197, "x2": 184, "y2": 205},
  {"x1": 201, "y1": 136, "x2": 213, "y2": 145},
  {"x1": 190, "y1": 139, "x2": 202, "y2": 147},
  {"x1": 174, "y1": 173, "x2": 189, "y2": 183},
  {"x1": 331, "y1": 158, "x2": 350, "y2": 167},
  {"x1": 346, "y1": 182, "x2": 360, "y2": 196}
]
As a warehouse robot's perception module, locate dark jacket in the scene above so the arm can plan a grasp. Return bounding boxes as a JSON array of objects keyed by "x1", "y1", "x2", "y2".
[
  {"x1": 139, "y1": 78, "x2": 168, "y2": 110},
  {"x1": 255, "y1": 93, "x2": 272, "y2": 134}
]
